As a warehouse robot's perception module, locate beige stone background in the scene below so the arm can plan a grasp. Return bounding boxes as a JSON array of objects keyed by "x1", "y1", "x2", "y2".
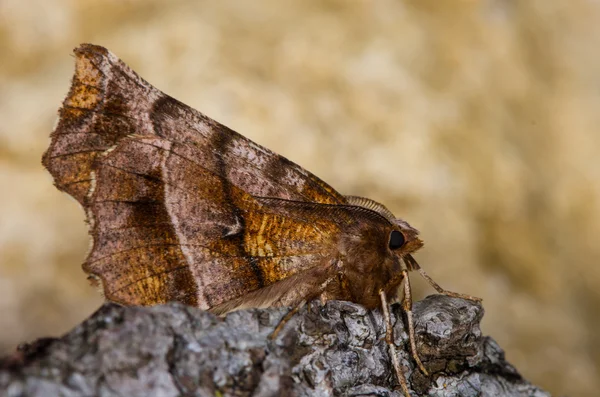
[{"x1": 1, "y1": 0, "x2": 599, "y2": 395}]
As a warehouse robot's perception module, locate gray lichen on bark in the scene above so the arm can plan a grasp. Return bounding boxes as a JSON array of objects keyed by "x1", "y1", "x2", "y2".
[{"x1": 0, "y1": 295, "x2": 549, "y2": 396}]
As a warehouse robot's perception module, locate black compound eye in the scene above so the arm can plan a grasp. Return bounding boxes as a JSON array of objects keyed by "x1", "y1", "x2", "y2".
[{"x1": 388, "y1": 230, "x2": 406, "y2": 250}]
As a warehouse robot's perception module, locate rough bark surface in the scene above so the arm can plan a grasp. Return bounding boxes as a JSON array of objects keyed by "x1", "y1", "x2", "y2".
[{"x1": 0, "y1": 295, "x2": 549, "y2": 397}]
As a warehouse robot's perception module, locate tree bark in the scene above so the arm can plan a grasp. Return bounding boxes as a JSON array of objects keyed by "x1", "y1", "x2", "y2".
[{"x1": 0, "y1": 295, "x2": 550, "y2": 396}]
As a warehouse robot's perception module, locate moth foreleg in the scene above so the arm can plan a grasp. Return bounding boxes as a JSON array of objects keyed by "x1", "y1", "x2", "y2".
[
  {"x1": 379, "y1": 289, "x2": 411, "y2": 397},
  {"x1": 400, "y1": 269, "x2": 428, "y2": 376},
  {"x1": 417, "y1": 268, "x2": 482, "y2": 302}
]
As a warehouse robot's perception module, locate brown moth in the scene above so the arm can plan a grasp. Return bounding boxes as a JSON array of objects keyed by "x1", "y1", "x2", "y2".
[{"x1": 42, "y1": 44, "x2": 480, "y2": 397}]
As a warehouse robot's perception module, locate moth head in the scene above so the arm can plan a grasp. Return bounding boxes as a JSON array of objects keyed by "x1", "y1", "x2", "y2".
[
  {"x1": 387, "y1": 219, "x2": 423, "y2": 270},
  {"x1": 344, "y1": 195, "x2": 424, "y2": 270}
]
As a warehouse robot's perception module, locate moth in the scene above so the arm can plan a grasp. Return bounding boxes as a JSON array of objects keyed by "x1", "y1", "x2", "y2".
[{"x1": 43, "y1": 44, "x2": 480, "y2": 397}]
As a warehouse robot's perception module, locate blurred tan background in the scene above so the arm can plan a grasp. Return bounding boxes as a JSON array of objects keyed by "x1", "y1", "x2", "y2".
[{"x1": 1, "y1": 0, "x2": 599, "y2": 395}]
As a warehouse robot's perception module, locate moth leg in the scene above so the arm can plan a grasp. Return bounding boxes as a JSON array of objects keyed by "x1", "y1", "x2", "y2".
[
  {"x1": 417, "y1": 268, "x2": 482, "y2": 302},
  {"x1": 270, "y1": 300, "x2": 306, "y2": 340},
  {"x1": 269, "y1": 273, "x2": 337, "y2": 340},
  {"x1": 379, "y1": 289, "x2": 411, "y2": 397},
  {"x1": 400, "y1": 269, "x2": 429, "y2": 376}
]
